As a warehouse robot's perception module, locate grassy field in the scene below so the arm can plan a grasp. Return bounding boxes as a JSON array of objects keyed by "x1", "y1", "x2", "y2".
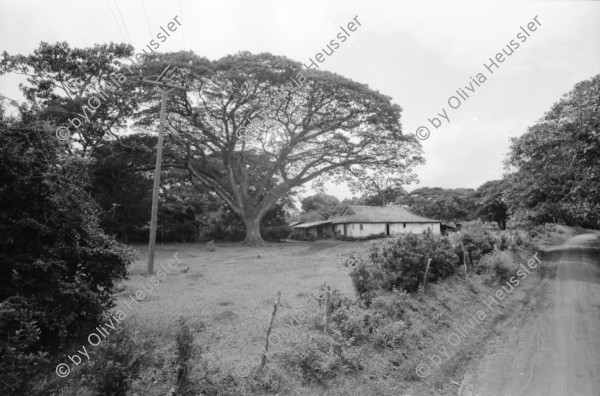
[{"x1": 115, "y1": 240, "x2": 365, "y2": 379}]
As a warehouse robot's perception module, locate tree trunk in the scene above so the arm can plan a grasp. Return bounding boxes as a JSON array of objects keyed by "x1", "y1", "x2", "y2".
[{"x1": 243, "y1": 214, "x2": 265, "y2": 245}]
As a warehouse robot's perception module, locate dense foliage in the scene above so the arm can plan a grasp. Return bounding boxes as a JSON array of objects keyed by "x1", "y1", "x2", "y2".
[
  {"x1": 505, "y1": 74, "x2": 600, "y2": 228},
  {"x1": 0, "y1": 41, "x2": 139, "y2": 157},
  {"x1": 402, "y1": 187, "x2": 476, "y2": 222},
  {"x1": 349, "y1": 231, "x2": 458, "y2": 298},
  {"x1": 473, "y1": 180, "x2": 509, "y2": 230},
  {"x1": 300, "y1": 194, "x2": 342, "y2": 220},
  {"x1": 0, "y1": 125, "x2": 133, "y2": 393}
]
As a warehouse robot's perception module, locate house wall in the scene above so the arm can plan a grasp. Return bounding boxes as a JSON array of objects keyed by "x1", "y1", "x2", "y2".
[
  {"x1": 307, "y1": 224, "x2": 333, "y2": 237},
  {"x1": 306, "y1": 227, "x2": 317, "y2": 237},
  {"x1": 334, "y1": 222, "x2": 441, "y2": 239},
  {"x1": 391, "y1": 222, "x2": 441, "y2": 235},
  {"x1": 334, "y1": 223, "x2": 386, "y2": 238},
  {"x1": 294, "y1": 224, "x2": 334, "y2": 239}
]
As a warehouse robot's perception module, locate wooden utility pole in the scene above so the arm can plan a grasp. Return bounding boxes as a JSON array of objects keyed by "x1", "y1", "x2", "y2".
[{"x1": 143, "y1": 67, "x2": 186, "y2": 275}]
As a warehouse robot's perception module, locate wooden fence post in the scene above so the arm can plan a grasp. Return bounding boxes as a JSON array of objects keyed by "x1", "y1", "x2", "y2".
[
  {"x1": 323, "y1": 290, "x2": 331, "y2": 334},
  {"x1": 460, "y1": 242, "x2": 468, "y2": 279},
  {"x1": 422, "y1": 258, "x2": 432, "y2": 291},
  {"x1": 258, "y1": 291, "x2": 281, "y2": 374}
]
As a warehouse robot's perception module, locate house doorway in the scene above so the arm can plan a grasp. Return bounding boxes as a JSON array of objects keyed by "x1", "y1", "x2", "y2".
[
  {"x1": 343, "y1": 224, "x2": 348, "y2": 237},
  {"x1": 386, "y1": 224, "x2": 390, "y2": 236},
  {"x1": 316, "y1": 225, "x2": 323, "y2": 238}
]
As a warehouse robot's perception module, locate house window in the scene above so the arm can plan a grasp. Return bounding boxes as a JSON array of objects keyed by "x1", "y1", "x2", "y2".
[
  {"x1": 360, "y1": 224, "x2": 363, "y2": 230},
  {"x1": 403, "y1": 223, "x2": 406, "y2": 228}
]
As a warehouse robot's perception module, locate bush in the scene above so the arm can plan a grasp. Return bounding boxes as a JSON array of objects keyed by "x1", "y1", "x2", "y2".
[
  {"x1": 370, "y1": 292, "x2": 407, "y2": 320},
  {"x1": 330, "y1": 304, "x2": 382, "y2": 345},
  {"x1": 261, "y1": 226, "x2": 292, "y2": 242},
  {"x1": 475, "y1": 251, "x2": 515, "y2": 282},
  {"x1": 372, "y1": 320, "x2": 407, "y2": 349},
  {"x1": 174, "y1": 317, "x2": 195, "y2": 393},
  {"x1": 350, "y1": 231, "x2": 458, "y2": 297},
  {"x1": 460, "y1": 231, "x2": 494, "y2": 258},
  {"x1": 0, "y1": 126, "x2": 134, "y2": 392},
  {"x1": 0, "y1": 299, "x2": 49, "y2": 395},
  {"x1": 280, "y1": 334, "x2": 362, "y2": 384},
  {"x1": 79, "y1": 325, "x2": 141, "y2": 396}
]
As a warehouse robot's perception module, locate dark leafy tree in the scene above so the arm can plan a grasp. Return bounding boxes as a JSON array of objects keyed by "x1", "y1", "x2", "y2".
[
  {"x1": 474, "y1": 180, "x2": 509, "y2": 230},
  {"x1": 0, "y1": 124, "x2": 133, "y2": 393},
  {"x1": 399, "y1": 187, "x2": 476, "y2": 222},
  {"x1": 0, "y1": 41, "x2": 141, "y2": 157},
  {"x1": 90, "y1": 134, "x2": 155, "y2": 241},
  {"x1": 505, "y1": 74, "x2": 600, "y2": 228},
  {"x1": 346, "y1": 172, "x2": 413, "y2": 206},
  {"x1": 300, "y1": 193, "x2": 342, "y2": 219}
]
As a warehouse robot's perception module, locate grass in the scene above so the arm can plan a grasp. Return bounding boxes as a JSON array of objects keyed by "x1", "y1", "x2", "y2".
[{"x1": 114, "y1": 240, "x2": 364, "y2": 376}]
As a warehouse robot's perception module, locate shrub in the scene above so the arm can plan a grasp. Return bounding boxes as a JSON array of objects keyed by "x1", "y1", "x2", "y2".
[
  {"x1": 460, "y1": 231, "x2": 494, "y2": 257},
  {"x1": 475, "y1": 251, "x2": 515, "y2": 282},
  {"x1": 350, "y1": 231, "x2": 458, "y2": 297},
  {"x1": 80, "y1": 325, "x2": 140, "y2": 396},
  {"x1": 313, "y1": 284, "x2": 351, "y2": 314},
  {"x1": 371, "y1": 320, "x2": 407, "y2": 349},
  {"x1": 0, "y1": 299, "x2": 49, "y2": 395},
  {"x1": 0, "y1": 126, "x2": 134, "y2": 391},
  {"x1": 370, "y1": 293, "x2": 407, "y2": 320},
  {"x1": 261, "y1": 226, "x2": 292, "y2": 242},
  {"x1": 174, "y1": 317, "x2": 195, "y2": 393},
  {"x1": 330, "y1": 304, "x2": 381, "y2": 345},
  {"x1": 348, "y1": 259, "x2": 382, "y2": 303},
  {"x1": 279, "y1": 334, "x2": 361, "y2": 384}
]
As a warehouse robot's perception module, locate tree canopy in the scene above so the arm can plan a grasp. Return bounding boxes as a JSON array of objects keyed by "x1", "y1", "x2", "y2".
[
  {"x1": 300, "y1": 193, "x2": 342, "y2": 220},
  {"x1": 505, "y1": 74, "x2": 600, "y2": 228},
  {"x1": 0, "y1": 41, "x2": 139, "y2": 157},
  {"x1": 473, "y1": 180, "x2": 509, "y2": 229},
  {"x1": 397, "y1": 187, "x2": 475, "y2": 222}
]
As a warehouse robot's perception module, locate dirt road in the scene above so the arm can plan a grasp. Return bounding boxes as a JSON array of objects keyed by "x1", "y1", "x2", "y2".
[{"x1": 461, "y1": 233, "x2": 600, "y2": 396}]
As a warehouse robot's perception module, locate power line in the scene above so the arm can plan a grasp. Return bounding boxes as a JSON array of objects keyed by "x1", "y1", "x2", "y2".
[
  {"x1": 114, "y1": 0, "x2": 134, "y2": 45},
  {"x1": 106, "y1": 0, "x2": 129, "y2": 44},
  {"x1": 140, "y1": 0, "x2": 154, "y2": 39}
]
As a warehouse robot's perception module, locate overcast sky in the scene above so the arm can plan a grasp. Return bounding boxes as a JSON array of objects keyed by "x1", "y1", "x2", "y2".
[{"x1": 1, "y1": 0, "x2": 599, "y2": 200}]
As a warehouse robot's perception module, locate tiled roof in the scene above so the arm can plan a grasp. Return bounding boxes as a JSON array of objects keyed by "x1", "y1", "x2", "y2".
[{"x1": 330, "y1": 205, "x2": 440, "y2": 224}]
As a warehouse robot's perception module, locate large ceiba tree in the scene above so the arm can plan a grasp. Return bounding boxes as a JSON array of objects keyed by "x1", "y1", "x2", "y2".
[
  {"x1": 137, "y1": 52, "x2": 423, "y2": 244},
  {"x1": 505, "y1": 74, "x2": 600, "y2": 228}
]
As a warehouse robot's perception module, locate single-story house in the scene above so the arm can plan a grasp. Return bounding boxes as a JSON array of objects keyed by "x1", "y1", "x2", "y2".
[
  {"x1": 291, "y1": 220, "x2": 334, "y2": 239},
  {"x1": 330, "y1": 205, "x2": 441, "y2": 239}
]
